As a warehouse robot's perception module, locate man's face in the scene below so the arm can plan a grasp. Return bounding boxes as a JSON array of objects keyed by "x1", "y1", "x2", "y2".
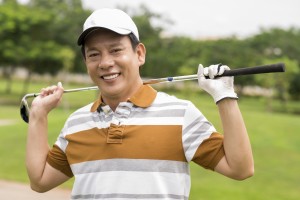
[{"x1": 84, "y1": 29, "x2": 146, "y2": 102}]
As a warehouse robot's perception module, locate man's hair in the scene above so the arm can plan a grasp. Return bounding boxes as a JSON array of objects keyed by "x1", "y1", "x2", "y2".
[{"x1": 80, "y1": 32, "x2": 140, "y2": 59}]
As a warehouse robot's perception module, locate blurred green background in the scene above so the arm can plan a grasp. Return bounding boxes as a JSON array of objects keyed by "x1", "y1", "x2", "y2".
[{"x1": 1, "y1": 0, "x2": 300, "y2": 200}]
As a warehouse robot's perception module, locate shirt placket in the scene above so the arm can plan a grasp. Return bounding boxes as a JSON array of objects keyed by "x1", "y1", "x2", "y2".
[{"x1": 100, "y1": 102, "x2": 133, "y2": 144}]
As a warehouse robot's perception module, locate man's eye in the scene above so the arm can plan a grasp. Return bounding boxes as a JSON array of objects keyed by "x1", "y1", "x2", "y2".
[
  {"x1": 88, "y1": 53, "x2": 99, "y2": 57},
  {"x1": 111, "y1": 48, "x2": 122, "y2": 53}
]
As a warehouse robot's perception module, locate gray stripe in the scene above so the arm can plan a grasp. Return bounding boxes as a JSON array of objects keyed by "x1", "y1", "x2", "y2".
[
  {"x1": 71, "y1": 159, "x2": 189, "y2": 175},
  {"x1": 67, "y1": 115, "x2": 99, "y2": 128},
  {"x1": 150, "y1": 102, "x2": 188, "y2": 108},
  {"x1": 72, "y1": 193, "x2": 188, "y2": 200},
  {"x1": 70, "y1": 111, "x2": 92, "y2": 118},
  {"x1": 66, "y1": 102, "x2": 187, "y2": 129},
  {"x1": 132, "y1": 109, "x2": 185, "y2": 118},
  {"x1": 182, "y1": 116, "x2": 213, "y2": 152},
  {"x1": 68, "y1": 115, "x2": 115, "y2": 130}
]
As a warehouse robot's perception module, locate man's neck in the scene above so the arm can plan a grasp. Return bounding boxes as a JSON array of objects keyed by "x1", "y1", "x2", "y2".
[
  {"x1": 101, "y1": 83, "x2": 143, "y2": 111},
  {"x1": 101, "y1": 96, "x2": 126, "y2": 112}
]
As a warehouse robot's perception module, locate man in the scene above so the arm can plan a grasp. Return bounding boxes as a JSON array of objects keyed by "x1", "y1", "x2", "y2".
[{"x1": 26, "y1": 8, "x2": 254, "y2": 200}]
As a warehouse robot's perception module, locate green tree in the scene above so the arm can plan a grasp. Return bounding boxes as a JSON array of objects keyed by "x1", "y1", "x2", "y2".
[
  {"x1": 248, "y1": 27, "x2": 300, "y2": 103},
  {"x1": 129, "y1": 5, "x2": 167, "y2": 77},
  {"x1": 289, "y1": 73, "x2": 300, "y2": 100},
  {"x1": 0, "y1": 1, "x2": 75, "y2": 94},
  {"x1": 28, "y1": 0, "x2": 91, "y2": 73},
  {"x1": 248, "y1": 28, "x2": 300, "y2": 64},
  {"x1": 255, "y1": 57, "x2": 299, "y2": 110}
]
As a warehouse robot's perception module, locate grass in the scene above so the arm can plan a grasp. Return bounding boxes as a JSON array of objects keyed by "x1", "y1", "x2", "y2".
[
  {"x1": 171, "y1": 89, "x2": 300, "y2": 200},
  {"x1": 0, "y1": 78, "x2": 300, "y2": 199}
]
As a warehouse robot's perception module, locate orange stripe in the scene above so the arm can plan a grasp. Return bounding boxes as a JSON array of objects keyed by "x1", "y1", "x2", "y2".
[
  {"x1": 47, "y1": 145, "x2": 73, "y2": 177},
  {"x1": 65, "y1": 125, "x2": 186, "y2": 164},
  {"x1": 192, "y1": 132, "x2": 224, "y2": 170}
]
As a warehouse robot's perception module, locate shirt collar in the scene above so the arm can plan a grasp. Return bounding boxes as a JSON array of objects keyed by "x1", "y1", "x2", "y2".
[{"x1": 90, "y1": 85, "x2": 157, "y2": 112}]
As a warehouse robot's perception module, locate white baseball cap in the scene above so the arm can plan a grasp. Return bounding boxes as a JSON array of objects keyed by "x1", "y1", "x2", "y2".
[{"x1": 77, "y1": 8, "x2": 139, "y2": 45}]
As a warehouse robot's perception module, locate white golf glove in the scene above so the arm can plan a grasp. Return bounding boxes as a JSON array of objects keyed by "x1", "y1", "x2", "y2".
[{"x1": 197, "y1": 64, "x2": 238, "y2": 104}]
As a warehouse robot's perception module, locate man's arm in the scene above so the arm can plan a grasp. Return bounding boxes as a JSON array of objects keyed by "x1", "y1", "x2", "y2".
[
  {"x1": 214, "y1": 99, "x2": 254, "y2": 180},
  {"x1": 197, "y1": 64, "x2": 254, "y2": 180},
  {"x1": 26, "y1": 83, "x2": 70, "y2": 192}
]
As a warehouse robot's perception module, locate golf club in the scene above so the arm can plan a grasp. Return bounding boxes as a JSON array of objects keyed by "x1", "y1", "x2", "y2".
[
  {"x1": 20, "y1": 86, "x2": 99, "y2": 123},
  {"x1": 20, "y1": 62, "x2": 285, "y2": 123}
]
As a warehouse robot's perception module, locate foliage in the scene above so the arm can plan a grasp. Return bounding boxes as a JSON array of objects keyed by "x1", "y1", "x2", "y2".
[
  {"x1": 0, "y1": 2, "x2": 300, "y2": 100},
  {"x1": 289, "y1": 73, "x2": 300, "y2": 100},
  {"x1": 256, "y1": 57, "x2": 299, "y2": 95},
  {"x1": 28, "y1": 0, "x2": 91, "y2": 72},
  {"x1": 0, "y1": 0, "x2": 93, "y2": 94},
  {"x1": 248, "y1": 27, "x2": 300, "y2": 64},
  {"x1": 0, "y1": 2, "x2": 74, "y2": 74}
]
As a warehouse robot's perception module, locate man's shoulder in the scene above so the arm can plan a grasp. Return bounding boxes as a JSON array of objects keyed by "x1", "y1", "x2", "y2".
[
  {"x1": 155, "y1": 91, "x2": 192, "y2": 105},
  {"x1": 64, "y1": 102, "x2": 95, "y2": 123},
  {"x1": 71, "y1": 102, "x2": 95, "y2": 115}
]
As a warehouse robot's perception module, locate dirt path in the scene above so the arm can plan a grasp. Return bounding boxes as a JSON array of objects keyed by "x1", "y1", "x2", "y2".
[
  {"x1": 0, "y1": 180, "x2": 71, "y2": 200},
  {"x1": 0, "y1": 119, "x2": 17, "y2": 126},
  {"x1": 0, "y1": 121, "x2": 71, "y2": 199}
]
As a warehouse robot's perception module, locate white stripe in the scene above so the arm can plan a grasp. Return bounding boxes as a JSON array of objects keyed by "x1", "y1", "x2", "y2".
[
  {"x1": 183, "y1": 118, "x2": 215, "y2": 161},
  {"x1": 71, "y1": 159, "x2": 189, "y2": 175},
  {"x1": 67, "y1": 121, "x2": 98, "y2": 135},
  {"x1": 127, "y1": 117, "x2": 183, "y2": 125},
  {"x1": 140, "y1": 105, "x2": 186, "y2": 112},
  {"x1": 66, "y1": 116, "x2": 184, "y2": 135},
  {"x1": 71, "y1": 171, "x2": 190, "y2": 198},
  {"x1": 184, "y1": 130, "x2": 214, "y2": 162},
  {"x1": 182, "y1": 102, "x2": 204, "y2": 130}
]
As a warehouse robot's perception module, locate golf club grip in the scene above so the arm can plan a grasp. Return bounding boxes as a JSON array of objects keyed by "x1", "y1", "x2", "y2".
[{"x1": 219, "y1": 63, "x2": 285, "y2": 77}]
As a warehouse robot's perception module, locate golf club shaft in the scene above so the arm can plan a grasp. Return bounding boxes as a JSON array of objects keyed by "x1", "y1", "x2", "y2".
[
  {"x1": 24, "y1": 86, "x2": 99, "y2": 99},
  {"x1": 23, "y1": 62, "x2": 285, "y2": 99},
  {"x1": 143, "y1": 62, "x2": 285, "y2": 84},
  {"x1": 20, "y1": 62, "x2": 285, "y2": 123}
]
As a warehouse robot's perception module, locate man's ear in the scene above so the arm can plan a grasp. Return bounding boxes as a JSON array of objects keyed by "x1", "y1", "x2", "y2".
[
  {"x1": 136, "y1": 43, "x2": 146, "y2": 67},
  {"x1": 81, "y1": 45, "x2": 87, "y2": 61}
]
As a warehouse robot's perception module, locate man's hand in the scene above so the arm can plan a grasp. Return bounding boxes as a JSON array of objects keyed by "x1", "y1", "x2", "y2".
[
  {"x1": 197, "y1": 64, "x2": 238, "y2": 103},
  {"x1": 30, "y1": 82, "x2": 64, "y2": 117}
]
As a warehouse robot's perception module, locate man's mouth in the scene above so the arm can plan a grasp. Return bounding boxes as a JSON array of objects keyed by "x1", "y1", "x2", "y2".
[{"x1": 101, "y1": 73, "x2": 120, "y2": 80}]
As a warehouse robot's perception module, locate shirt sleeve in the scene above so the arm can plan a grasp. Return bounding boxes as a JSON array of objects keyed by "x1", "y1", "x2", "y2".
[
  {"x1": 47, "y1": 144, "x2": 73, "y2": 177},
  {"x1": 182, "y1": 101, "x2": 224, "y2": 170},
  {"x1": 46, "y1": 121, "x2": 73, "y2": 177},
  {"x1": 192, "y1": 132, "x2": 225, "y2": 170}
]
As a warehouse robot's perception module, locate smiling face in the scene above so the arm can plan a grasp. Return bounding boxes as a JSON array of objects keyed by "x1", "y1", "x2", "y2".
[{"x1": 84, "y1": 28, "x2": 146, "y2": 105}]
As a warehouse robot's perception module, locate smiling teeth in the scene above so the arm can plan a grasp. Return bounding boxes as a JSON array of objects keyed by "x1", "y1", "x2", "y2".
[{"x1": 103, "y1": 74, "x2": 119, "y2": 80}]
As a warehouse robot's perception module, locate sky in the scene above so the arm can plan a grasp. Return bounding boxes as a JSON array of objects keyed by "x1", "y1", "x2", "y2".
[{"x1": 81, "y1": 0, "x2": 300, "y2": 39}]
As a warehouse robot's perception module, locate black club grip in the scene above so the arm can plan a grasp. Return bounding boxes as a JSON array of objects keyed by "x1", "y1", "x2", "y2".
[{"x1": 219, "y1": 63, "x2": 285, "y2": 77}]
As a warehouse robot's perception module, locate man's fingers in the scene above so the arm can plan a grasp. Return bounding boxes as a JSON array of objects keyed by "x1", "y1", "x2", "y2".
[
  {"x1": 197, "y1": 64, "x2": 204, "y2": 77},
  {"x1": 217, "y1": 65, "x2": 224, "y2": 76},
  {"x1": 40, "y1": 83, "x2": 64, "y2": 97},
  {"x1": 208, "y1": 65, "x2": 217, "y2": 79},
  {"x1": 218, "y1": 65, "x2": 229, "y2": 76},
  {"x1": 207, "y1": 64, "x2": 230, "y2": 78},
  {"x1": 55, "y1": 82, "x2": 64, "y2": 93},
  {"x1": 199, "y1": 64, "x2": 230, "y2": 79},
  {"x1": 203, "y1": 67, "x2": 209, "y2": 77}
]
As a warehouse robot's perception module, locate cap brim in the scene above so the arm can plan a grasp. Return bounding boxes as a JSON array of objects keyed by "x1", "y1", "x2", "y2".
[
  {"x1": 77, "y1": 27, "x2": 132, "y2": 46},
  {"x1": 77, "y1": 27, "x2": 99, "y2": 46}
]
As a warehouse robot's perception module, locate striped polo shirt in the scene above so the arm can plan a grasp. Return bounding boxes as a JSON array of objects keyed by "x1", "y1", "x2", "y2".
[{"x1": 47, "y1": 85, "x2": 224, "y2": 200}]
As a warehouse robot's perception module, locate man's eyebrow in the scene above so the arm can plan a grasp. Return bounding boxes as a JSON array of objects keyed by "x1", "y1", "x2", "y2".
[
  {"x1": 107, "y1": 41, "x2": 125, "y2": 48},
  {"x1": 85, "y1": 47, "x2": 98, "y2": 52},
  {"x1": 85, "y1": 41, "x2": 124, "y2": 51}
]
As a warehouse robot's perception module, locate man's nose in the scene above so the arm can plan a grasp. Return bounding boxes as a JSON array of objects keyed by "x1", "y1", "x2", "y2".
[{"x1": 98, "y1": 54, "x2": 114, "y2": 70}]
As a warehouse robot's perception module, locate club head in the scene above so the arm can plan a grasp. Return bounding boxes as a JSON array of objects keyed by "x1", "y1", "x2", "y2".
[{"x1": 20, "y1": 98, "x2": 29, "y2": 123}]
